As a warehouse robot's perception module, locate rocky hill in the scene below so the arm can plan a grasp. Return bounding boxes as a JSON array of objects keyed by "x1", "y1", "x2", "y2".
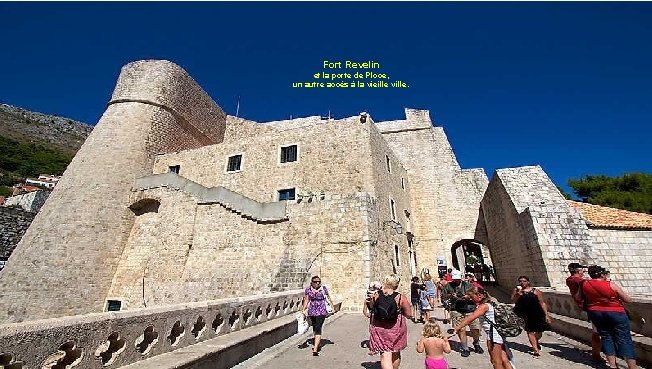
[
  {"x1": 0, "y1": 103, "x2": 92, "y2": 156},
  {"x1": 0, "y1": 104, "x2": 93, "y2": 195}
]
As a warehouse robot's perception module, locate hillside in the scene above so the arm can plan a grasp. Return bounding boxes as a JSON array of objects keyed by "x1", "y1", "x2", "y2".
[{"x1": 0, "y1": 103, "x2": 92, "y2": 195}]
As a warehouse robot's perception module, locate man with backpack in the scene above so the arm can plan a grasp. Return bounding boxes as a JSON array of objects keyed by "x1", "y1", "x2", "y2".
[{"x1": 441, "y1": 270, "x2": 483, "y2": 357}]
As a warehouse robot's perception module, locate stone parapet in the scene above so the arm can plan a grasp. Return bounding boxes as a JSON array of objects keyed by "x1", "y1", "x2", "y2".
[
  {"x1": 541, "y1": 287, "x2": 652, "y2": 337},
  {"x1": 0, "y1": 290, "x2": 304, "y2": 369}
]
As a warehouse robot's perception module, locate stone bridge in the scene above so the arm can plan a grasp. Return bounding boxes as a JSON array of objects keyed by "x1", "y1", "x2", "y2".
[{"x1": 1, "y1": 289, "x2": 651, "y2": 369}]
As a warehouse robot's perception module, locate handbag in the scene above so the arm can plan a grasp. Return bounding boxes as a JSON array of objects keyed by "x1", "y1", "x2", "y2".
[{"x1": 326, "y1": 299, "x2": 335, "y2": 314}]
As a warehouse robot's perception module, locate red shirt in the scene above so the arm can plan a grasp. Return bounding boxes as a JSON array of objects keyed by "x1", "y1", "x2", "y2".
[
  {"x1": 444, "y1": 273, "x2": 452, "y2": 282},
  {"x1": 582, "y1": 279, "x2": 625, "y2": 313},
  {"x1": 566, "y1": 275, "x2": 584, "y2": 308}
]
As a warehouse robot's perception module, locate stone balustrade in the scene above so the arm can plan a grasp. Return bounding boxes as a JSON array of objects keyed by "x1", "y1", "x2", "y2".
[
  {"x1": 0, "y1": 290, "x2": 304, "y2": 369},
  {"x1": 540, "y1": 287, "x2": 651, "y2": 337}
]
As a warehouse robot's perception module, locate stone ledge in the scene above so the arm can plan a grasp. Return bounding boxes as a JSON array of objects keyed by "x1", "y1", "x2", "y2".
[{"x1": 550, "y1": 312, "x2": 652, "y2": 368}]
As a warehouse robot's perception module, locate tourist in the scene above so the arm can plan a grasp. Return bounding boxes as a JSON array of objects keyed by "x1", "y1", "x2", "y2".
[
  {"x1": 511, "y1": 276, "x2": 551, "y2": 357},
  {"x1": 441, "y1": 270, "x2": 482, "y2": 357},
  {"x1": 465, "y1": 272, "x2": 483, "y2": 288},
  {"x1": 566, "y1": 262, "x2": 603, "y2": 362},
  {"x1": 482, "y1": 263, "x2": 492, "y2": 282},
  {"x1": 301, "y1": 275, "x2": 334, "y2": 356},
  {"x1": 443, "y1": 268, "x2": 453, "y2": 282},
  {"x1": 416, "y1": 320, "x2": 452, "y2": 369},
  {"x1": 363, "y1": 281, "x2": 383, "y2": 355},
  {"x1": 419, "y1": 284, "x2": 433, "y2": 322},
  {"x1": 410, "y1": 276, "x2": 423, "y2": 323},
  {"x1": 578, "y1": 265, "x2": 638, "y2": 369},
  {"x1": 453, "y1": 287, "x2": 513, "y2": 369},
  {"x1": 424, "y1": 273, "x2": 437, "y2": 313},
  {"x1": 366, "y1": 274, "x2": 413, "y2": 369}
]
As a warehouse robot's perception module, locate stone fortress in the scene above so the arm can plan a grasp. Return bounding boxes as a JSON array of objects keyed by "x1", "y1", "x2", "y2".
[{"x1": 1, "y1": 59, "x2": 651, "y2": 327}]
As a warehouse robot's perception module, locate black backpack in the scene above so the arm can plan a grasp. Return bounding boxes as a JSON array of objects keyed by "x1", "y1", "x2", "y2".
[{"x1": 373, "y1": 292, "x2": 400, "y2": 322}]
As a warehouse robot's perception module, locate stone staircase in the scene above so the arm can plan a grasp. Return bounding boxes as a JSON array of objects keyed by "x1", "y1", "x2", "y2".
[{"x1": 132, "y1": 172, "x2": 288, "y2": 223}]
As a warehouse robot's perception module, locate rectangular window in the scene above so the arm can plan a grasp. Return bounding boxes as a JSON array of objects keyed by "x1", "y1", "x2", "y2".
[
  {"x1": 168, "y1": 165, "x2": 180, "y2": 174},
  {"x1": 278, "y1": 188, "x2": 296, "y2": 201},
  {"x1": 385, "y1": 155, "x2": 391, "y2": 172},
  {"x1": 280, "y1": 145, "x2": 298, "y2": 163},
  {"x1": 394, "y1": 245, "x2": 400, "y2": 266},
  {"x1": 390, "y1": 199, "x2": 397, "y2": 220},
  {"x1": 227, "y1": 155, "x2": 242, "y2": 172},
  {"x1": 106, "y1": 300, "x2": 122, "y2": 312},
  {"x1": 401, "y1": 177, "x2": 405, "y2": 190}
]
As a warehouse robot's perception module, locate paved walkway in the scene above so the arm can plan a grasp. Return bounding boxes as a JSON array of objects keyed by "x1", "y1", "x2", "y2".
[{"x1": 234, "y1": 307, "x2": 618, "y2": 369}]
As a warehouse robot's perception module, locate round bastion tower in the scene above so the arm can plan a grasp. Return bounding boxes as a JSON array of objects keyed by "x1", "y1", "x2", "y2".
[{"x1": 0, "y1": 60, "x2": 226, "y2": 323}]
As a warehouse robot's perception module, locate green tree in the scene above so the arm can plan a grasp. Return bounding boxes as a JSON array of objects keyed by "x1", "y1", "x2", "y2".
[{"x1": 568, "y1": 173, "x2": 652, "y2": 214}]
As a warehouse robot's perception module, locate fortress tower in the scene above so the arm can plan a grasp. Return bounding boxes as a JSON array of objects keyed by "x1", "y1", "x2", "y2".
[{"x1": 0, "y1": 61, "x2": 226, "y2": 322}]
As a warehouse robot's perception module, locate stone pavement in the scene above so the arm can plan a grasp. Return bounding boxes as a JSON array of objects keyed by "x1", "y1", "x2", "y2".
[{"x1": 234, "y1": 307, "x2": 623, "y2": 369}]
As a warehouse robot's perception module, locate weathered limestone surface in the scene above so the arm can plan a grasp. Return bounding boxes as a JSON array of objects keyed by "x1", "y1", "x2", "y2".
[
  {"x1": 480, "y1": 166, "x2": 594, "y2": 287},
  {"x1": 588, "y1": 229, "x2": 652, "y2": 294},
  {"x1": 378, "y1": 109, "x2": 488, "y2": 270},
  {"x1": 0, "y1": 60, "x2": 226, "y2": 323}
]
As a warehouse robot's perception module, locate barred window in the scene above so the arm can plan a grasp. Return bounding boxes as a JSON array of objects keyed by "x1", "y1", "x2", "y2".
[
  {"x1": 227, "y1": 155, "x2": 242, "y2": 172},
  {"x1": 280, "y1": 145, "x2": 298, "y2": 163},
  {"x1": 169, "y1": 165, "x2": 180, "y2": 174}
]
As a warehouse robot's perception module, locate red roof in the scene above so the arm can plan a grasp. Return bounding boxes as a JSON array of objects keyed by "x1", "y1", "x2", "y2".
[{"x1": 568, "y1": 201, "x2": 652, "y2": 230}]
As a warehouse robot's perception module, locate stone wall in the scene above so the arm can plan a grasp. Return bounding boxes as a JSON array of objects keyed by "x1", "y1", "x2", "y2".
[
  {"x1": 0, "y1": 207, "x2": 35, "y2": 260},
  {"x1": 377, "y1": 109, "x2": 488, "y2": 272},
  {"x1": 0, "y1": 290, "x2": 303, "y2": 369},
  {"x1": 480, "y1": 166, "x2": 593, "y2": 287},
  {"x1": 589, "y1": 229, "x2": 652, "y2": 294},
  {"x1": 0, "y1": 60, "x2": 226, "y2": 323},
  {"x1": 2, "y1": 190, "x2": 50, "y2": 213}
]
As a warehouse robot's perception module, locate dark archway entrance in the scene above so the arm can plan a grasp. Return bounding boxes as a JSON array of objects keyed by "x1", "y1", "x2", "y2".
[{"x1": 451, "y1": 239, "x2": 494, "y2": 282}]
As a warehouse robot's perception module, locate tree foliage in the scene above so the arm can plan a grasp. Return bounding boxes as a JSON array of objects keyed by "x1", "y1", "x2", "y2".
[
  {"x1": 0, "y1": 135, "x2": 72, "y2": 180},
  {"x1": 568, "y1": 173, "x2": 652, "y2": 214}
]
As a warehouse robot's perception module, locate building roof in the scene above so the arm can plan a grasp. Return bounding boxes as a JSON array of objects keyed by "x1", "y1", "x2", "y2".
[{"x1": 568, "y1": 200, "x2": 652, "y2": 230}]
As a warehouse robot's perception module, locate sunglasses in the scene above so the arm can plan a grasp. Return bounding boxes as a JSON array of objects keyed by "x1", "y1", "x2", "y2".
[{"x1": 312, "y1": 280, "x2": 321, "y2": 284}]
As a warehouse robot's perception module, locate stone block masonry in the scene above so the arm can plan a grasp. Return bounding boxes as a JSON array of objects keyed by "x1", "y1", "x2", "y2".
[
  {"x1": 0, "y1": 207, "x2": 35, "y2": 260},
  {"x1": 0, "y1": 60, "x2": 227, "y2": 323}
]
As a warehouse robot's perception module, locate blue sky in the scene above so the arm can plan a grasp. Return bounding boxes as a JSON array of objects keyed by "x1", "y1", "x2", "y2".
[{"x1": 1, "y1": 2, "x2": 651, "y2": 195}]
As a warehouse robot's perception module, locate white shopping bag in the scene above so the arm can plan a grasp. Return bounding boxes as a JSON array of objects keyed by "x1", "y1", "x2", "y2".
[{"x1": 296, "y1": 313, "x2": 309, "y2": 334}]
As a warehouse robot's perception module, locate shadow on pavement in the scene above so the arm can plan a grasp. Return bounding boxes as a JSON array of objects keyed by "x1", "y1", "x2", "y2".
[
  {"x1": 297, "y1": 338, "x2": 335, "y2": 350},
  {"x1": 539, "y1": 342, "x2": 606, "y2": 368},
  {"x1": 360, "y1": 361, "x2": 381, "y2": 369}
]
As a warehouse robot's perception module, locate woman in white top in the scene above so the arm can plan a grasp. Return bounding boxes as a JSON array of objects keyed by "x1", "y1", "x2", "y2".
[{"x1": 453, "y1": 287, "x2": 512, "y2": 369}]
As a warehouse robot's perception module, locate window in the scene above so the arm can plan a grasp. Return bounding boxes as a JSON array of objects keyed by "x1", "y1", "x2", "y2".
[
  {"x1": 390, "y1": 198, "x2": 397, "y2": 220},
  {"x1": 278, "y1": 188, "x2": 296, "y2": 201},
  {"x1": 168, "y1": 165, "x2": 180, "y2": 174},
  {"x1": 394, "y1": 245, "x2": 400, "y2": 266},
  {"x1": 280, "y1": 145, "x2": 298, "y2": 163},
  {"x1": 401, "y1": 177, "x2": 405, "y2": 190},
  {"x1": 106, "y1": 300, "x2": 122, "y2": 312},
  {"x1": 227, "y1": 155, "x2": 242, "y2": 172},
  {"x1": 385, "y1": 155, "x2": 391, "y2": 172},
  {"x1": 0, "y1": 257, "x2": 7, "y2": 271}
]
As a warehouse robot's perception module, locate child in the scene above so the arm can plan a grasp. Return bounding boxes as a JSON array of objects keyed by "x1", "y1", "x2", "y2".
[
  {"x1": 419, "y1": 284, "x2": 432, "y2": 322},
  {"x1": 417, "y1": 320, "x2": 451, "y2": 369}
]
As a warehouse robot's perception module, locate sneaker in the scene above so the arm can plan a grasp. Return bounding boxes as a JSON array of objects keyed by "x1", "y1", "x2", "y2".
[
  {"x1": 473, "y1": 343, "x2": 484, "y2": 354},
  {"x1": 461, "y1": 349, "x2": 470, "y2": 357}
]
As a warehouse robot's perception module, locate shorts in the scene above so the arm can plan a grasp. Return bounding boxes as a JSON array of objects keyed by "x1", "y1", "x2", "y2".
[
  {"x1": 412, "y1": 297, "x2": 420, "y2": 307},
  {"x1": 450, "y1": 311, "x2": 481, "y2": 330},
  {"x1": 588, "y1": 310, "x2": 636, "y2": 360},
  {"x1": 309, "y1": 315, "x2": 327, "y2": 335},
  {"x1": 425, "y1": 357, "x2": 449, "y2": 369}
]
